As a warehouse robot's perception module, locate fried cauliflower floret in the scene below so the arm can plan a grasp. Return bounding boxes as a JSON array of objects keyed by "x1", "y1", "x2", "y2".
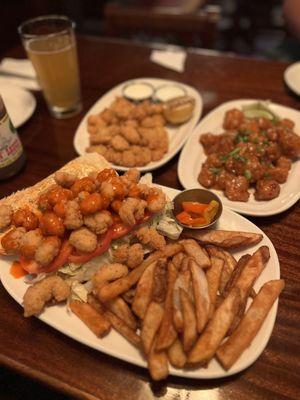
[
  {"x1": 89, "y1": 133, "x2": 112, "y2": 145},
  {"x1": 1, "y1": 227, "x2": 26, "y2": 254},
  {"x1": 135, "y1": 226, "x2": 166, "y2": 250},
  {"x1": 19, "y1": 228, "x2": 43, "y2": 259},
  {"x1": 54, "y1": 171, "x2": 77, "y2": 188},
  {"x1": 122, "y1": 149, "x2": 137, "y2": 167},
  {"x1": 69, "y1": 227, "x2": 97, "y2": 253},
  {"x1": 64, "y1": 200, "x2": 83, "y2": 230},
  {"x1": 0, "y1": 204, "x2": 13, "y2": 231},
  {"x1": 112, "y1": 243, "x2": 144, "y2": 268},
  {"x1": 119, "y1": 198, "x2": 147, "y2": 226},
  {"x1": 35, "y1": 236, "x2": 61, "y2": 266},
  {"x1": 141, "y1": 114, "x2": 165, "y2": 128},
  {"x1": 146, "y1": 187, "x2": 167, "y2": 213},
  {"x1": 111, "y1": 135, "x2": 130, "y2": 151},
  {"x1": 104, "y1": 148, "x2": 124, "y2": 165},
  {"x1": 23, "y1": 275, "x2": 70, "y2": 317},
  {"x1": 84, "y1": 211, "x2": 113, "y2": 235},
  {"x1": 120, "y1": 125, "x2": 141, "y2": 144}
]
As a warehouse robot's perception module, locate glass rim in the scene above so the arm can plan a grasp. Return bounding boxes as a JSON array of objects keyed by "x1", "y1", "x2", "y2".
[{"x1": 18, "y1": 15, "x2": 75, "y2": 39}]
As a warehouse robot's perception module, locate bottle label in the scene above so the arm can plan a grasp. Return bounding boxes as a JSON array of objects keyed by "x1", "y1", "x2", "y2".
[{"x1": 0, "y1": 113, "x2": 23, "y2": 168}]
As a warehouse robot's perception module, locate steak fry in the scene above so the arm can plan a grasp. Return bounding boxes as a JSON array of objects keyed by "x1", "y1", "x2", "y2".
[
  {"x1": 217, "y1": 279, "x2": 285, "y2": 370},
  {"x1": 188, "y1": 288, "x2": 241, "y2": 365},
  {"x1": 183, "y1": 229, "x2": 263, "y2": 249}
]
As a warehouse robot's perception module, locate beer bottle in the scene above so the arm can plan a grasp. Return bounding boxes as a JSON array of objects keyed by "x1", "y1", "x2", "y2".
[{"x1": 0, "y1": 95, "x2": 26, "y2": 180}]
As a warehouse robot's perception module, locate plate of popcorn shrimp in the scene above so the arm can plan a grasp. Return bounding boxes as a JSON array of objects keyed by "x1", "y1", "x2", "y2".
[
  {"x1": 74, "y1": 78, "x2": 203, "y2": 171},
  {"x1": 0, "y1": 154, "x2": 283, "y2": 380}
]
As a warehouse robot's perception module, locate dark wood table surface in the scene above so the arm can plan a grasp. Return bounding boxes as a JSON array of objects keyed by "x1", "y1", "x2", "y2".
[{"x1": 0, "y1": 36, "x2": 299, "y2": 400}]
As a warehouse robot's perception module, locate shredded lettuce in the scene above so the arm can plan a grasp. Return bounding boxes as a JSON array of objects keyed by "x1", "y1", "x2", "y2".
[
  {"x1": 58, "y1": 262, "x2": 82, "y2": 276},
  {"x1": 150, "y1": 201, "x2": 183, "y2": 240},
  {"x1": 69, "y1": 281, "x2": 89, "y2": 302}
]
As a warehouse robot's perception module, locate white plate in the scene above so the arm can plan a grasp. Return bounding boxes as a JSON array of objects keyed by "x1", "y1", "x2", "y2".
[
  {"x1": 0, "y1": 81, "x2": 36, "y2": 128},
  {"x1": 284, "y1": 62, "x2": 300, "y2": 96},
  {"x1": 0, "y1": 185, "x2": 280, "y2": 379},
  {"x1": 74, "y1": 78, "x2": 203, "y2": 171},
  {"x1": 178, "y1": 99, "x2": 300, "y2": 217}
]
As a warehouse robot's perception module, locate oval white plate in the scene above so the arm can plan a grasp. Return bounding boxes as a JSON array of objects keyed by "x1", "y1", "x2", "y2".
[
  {"x1": 178, "y1": 99, "x2": 300, "y2": 217},
  {"x1": 284, "y1": 62, "x2": 300, "y2": 96},
  {"x1": 74, "y1": 78, "x2": 203, "y2": 171},
  {"x1": 0, "y1": 81, "x2": 36, "y2": 128},
  {"x1": 0, "y1": 185, "x2": 280, "y2": 379}
]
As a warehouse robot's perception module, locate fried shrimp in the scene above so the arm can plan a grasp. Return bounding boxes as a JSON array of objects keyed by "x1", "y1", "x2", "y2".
[
  {"x1": 112, "y1": 243, "x2": 144, "y2": 268},
  {"x1": 135, "y1": 226, "x2": 166, "y2": 250},
  {"x1": 19, "y1": 229, "x2": 43, "y2": 259},
  {"x1": 69, "y1": 227, "x2": 97, "y2": 253},
  {"x1": 84, "y1": 211, "x2": 113, "y2": 235},
  {"x1": 146, "y1": 187, "x2": 166, "y2": 213},
  {"x1": 64, "y1": 200, "x2": 83, "y2": 230},
  {"x1": 119, "y1": 198, "x2": 147, "y2": 226},
  {"x1": 1, "y1": 227, "x2": 26, "y2": 254},
  {"x1": 23, "y1": 275, "x2": 70, "y2": 317},
  {"x1": 35, "y1": 236, "x2": 61, "y2": 266},
  {"x1": 120, "y1": 169, "x2": 141, "y2": 190},
  {"x1": 54, "y1": 171, "x2": 77, "y2": 188},
  {"x1": 0, "y1": 204, "x2": 13, "y2": 231}
]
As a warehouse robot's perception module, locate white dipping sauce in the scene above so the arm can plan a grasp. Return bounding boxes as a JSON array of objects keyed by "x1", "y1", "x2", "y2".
[
  {"x1": 154, "y1": 85, "x2": 186, "y2": 102},
  {"x1": 123, "y1": 82, "x2": 154, "y2": 101}
]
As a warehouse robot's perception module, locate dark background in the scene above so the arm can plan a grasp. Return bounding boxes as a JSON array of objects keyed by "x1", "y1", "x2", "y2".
[{"x1": 1, "y1": 0, "x2": 299, "y2": 61}]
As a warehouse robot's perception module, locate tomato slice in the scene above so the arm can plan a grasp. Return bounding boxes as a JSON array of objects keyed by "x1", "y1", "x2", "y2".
[
  {"x1": 68, "y1": 229, "x2": 113, "y2": 264},
  {"x1": 19, "y1": 240, "x2": 74, "y2": 275}
]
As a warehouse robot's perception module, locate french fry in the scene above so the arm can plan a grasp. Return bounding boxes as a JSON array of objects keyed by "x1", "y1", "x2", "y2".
[
  {"x1": 188, "y1": 288, "x2": 241, "y2": 365},
  {"x1": 222, "y1": 254, "x2": 251, "y2": 299},
  {"x1": 152, "y1": 258, "x2": 168, "y2": 303},
  {"x1": 122, "y1": 287, "x2": 136, "y2": 304},
  {"x1": 107, "y1": 297, "x2": 138, "y2": 330},
  {"x1": 228, "y1": 246, "x2": 270, "y2": 334},
  {"x1": 181, "y1": 239, "x2": 211, "y2": 269},
  {"x1": 207, "y1": 247, "x2": 236, "y2": 295},
  {"x1": 217, "y1": 279, "x2": 285, "y2": 370},
  {"x1": 173, "y1": 260, "x2": 192, "y2": 332},
  {"x1": 171, "y1": 252, "x2": 185, "y2": 270},
  {"x1": 183, "y1": 229, "x2": 263, "y2": 249},
  {"x1": 87, "y1": 293, "x2": 106, "y2": 314},
  {"x1": 70, "y1": 300, "x2": 111, "y2": 337},
  {"x1": 141, "y1": 301, "x2": 164, "y2": 355},
  {"x1": 99, "y1": 243, "x2": 182, "y2": 302},
  {"x1": 180, "y1": 288, "x2": 198, "y2": 353},
  {"x1": 105, "y1": 310, "x2": 141, "y2": 347},
  {"x1": 190, "y1": 259, "x2": 210, "y2": 333},
  {"x1": 167, "y1": 338, "x2": 187, "y2": 369},
  {"x1": 148, "y1": 339, "x2": 169, "y2": 381},
  {"x1": 132, "y1": 261, "x2": 156, "y2": 319},
  {"x1": 156, "y1": 262, "x2": 178, "y2": 351},
  {"x1": 206, "y1": 255, "x2": 224, "y2": 317}
]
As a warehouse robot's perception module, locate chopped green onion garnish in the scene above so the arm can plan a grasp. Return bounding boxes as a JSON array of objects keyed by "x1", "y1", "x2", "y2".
[
  {"x1": 209, "y1": 167, "x2": 221, "y2": 175},
  {"x1": 244, "y1": 170, "x2": 252, "y2": 180}
]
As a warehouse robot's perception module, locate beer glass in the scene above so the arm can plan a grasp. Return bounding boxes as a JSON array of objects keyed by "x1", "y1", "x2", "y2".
[{"x1": 18, "y1": 15, "x2": 82, "y2": 118}]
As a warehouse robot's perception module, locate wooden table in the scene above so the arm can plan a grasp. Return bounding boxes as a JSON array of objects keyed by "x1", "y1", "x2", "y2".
[{"x1": 0, "y1": 36, "x2": 300, "y2": 400}]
